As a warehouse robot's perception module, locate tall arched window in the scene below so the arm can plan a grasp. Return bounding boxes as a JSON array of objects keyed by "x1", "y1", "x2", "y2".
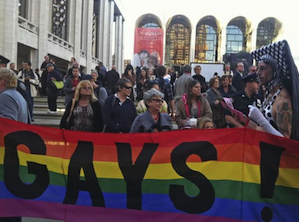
[
  {"x1": 134, "y1": 14, "x2": 163, "y2": 68},
  {"x1": 165, "y1": 15, "x2": 191, "y2": 67},
  {"x1": 195, "y1": 17, "x2": 219, "y2": 63},
  {"x1": 226, "y1": 18, "x2": 247, "y2": 53},
  {"x1": 256, "y1": 18, "x2": 281, "y2": 48}
]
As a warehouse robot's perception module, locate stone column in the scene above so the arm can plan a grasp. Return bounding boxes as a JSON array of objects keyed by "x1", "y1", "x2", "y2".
[
  {"x1": 120, "y1": 18, "x2": 124, "y2": 74},
  {"x1": 189, "y1": 27, "x2": 196, "y2": 63},
  {"x1": 107, "y1": 0, "x2": 115, "y2": 69},
  {"x1": 30, "y1": 0, "x2": 40, "y2": 26},
  {"x1": 115, "y1": 15, "x2": 123, "y2": 74},
  {"x1": 114, "y1": 15, "x2": 119, "y2": 71},
  {"x1": 251, "y1": 28, "x2": 257, "y2": 52},
  {"x1": 97, "y1": 0, "x2": 104, "y2": 61},
  {"x1": 86, "y1": 0, "x2": 94, "y2": 72},
  {"x1": 67, "y1": 0, "x2": 75, "y2": 47},
  {"x1": 37, "y1": 0, "x2": 50, "y2": 69},
  {"x1": 221, "y1": 27, "x2": 227, "y2": 62},
  {"x1": 73, "y1": 0, "x2": 82, "y2": 63},
  {"x1": 0, "y1": 0, "x2": 18, "y2": 64},
  {"x1": 102, "y1": 0, "x2": 110, "y2": 68},
  {"x1": 98, "y1": 0, "x2": 110, "y2": 67}
]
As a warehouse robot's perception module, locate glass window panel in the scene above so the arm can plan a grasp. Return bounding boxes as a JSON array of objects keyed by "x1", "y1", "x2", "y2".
[
  {"x1": 165, "y1": 18, "x2": 191, "y2": 66},
  {"x1": 236, "y1": 35, "x2": 243, "y2": 41},
  {"x1": 256, "y1": 20, "x2": 277, "y2": 48},
  {"x1": 195, "y1": 20, "x2": 218, "y2": 63}
]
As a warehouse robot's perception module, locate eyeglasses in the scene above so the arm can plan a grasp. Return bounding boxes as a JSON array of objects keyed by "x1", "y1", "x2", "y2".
[
  {"x1": 151, "y1": 99, "x2": 163, "y2": 103},
  {"x1": 257, "y1": 66, "x2": 270, "y2": 72},
  {"x1": 81, "y1": 86, "x2": 92, "y2": 90},
  {"x1": 123, "y1": 85, "x2": 132, "y2": 90}
]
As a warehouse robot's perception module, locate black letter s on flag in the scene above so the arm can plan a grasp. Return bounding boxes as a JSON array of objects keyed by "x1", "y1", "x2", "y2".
[{"x1": 170, "y1": 141, "x2": 217, "y2": 214}]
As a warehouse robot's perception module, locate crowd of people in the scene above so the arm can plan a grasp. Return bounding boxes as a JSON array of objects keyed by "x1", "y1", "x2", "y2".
[{"x1": 0, "y1": 40, "x2": 298, "y2": 141}]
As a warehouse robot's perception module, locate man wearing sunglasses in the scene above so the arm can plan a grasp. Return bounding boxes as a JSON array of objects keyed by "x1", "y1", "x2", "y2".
[{"x1": 103, "y1": 78, "x2": 137, "y2": 133}]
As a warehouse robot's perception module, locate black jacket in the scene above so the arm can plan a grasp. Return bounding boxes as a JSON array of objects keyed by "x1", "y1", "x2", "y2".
[
  {"x1": 105, "y1": 69, "x2": 120, "y2": 88},
  {"x1": 232, "y1": 72, "x2": 244, "y2": 92},
  {"x1": 60, "y1": 100, "x2": 104, "y2": 132},
  {"x1": 103, "y1": 95, "x2": 137, "y2": 133}
]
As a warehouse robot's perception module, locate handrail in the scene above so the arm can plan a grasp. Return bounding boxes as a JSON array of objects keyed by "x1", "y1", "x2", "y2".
[
  {"x1": 80, "y1": 50, "x2": 86, "y2": 58},
  {"x1": 48, "y1": 32, "x2": 74, "y2": 52},
  {"x1": 92, "y1": 56, "x2": 99, "y2": 64},
  {"x1": 18, "y1": 16, "x2": 38, "y2": 34}
]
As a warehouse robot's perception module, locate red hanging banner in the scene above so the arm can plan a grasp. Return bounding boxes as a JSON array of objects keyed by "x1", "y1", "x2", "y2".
[{"x1": 133, "y1": 28, "x2": 164, "y2": 68}]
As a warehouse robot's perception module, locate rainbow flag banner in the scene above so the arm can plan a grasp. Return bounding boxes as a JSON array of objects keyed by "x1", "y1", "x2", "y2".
[{"x1": 0, "y1": 117, "x2": 299, "y2": 221}]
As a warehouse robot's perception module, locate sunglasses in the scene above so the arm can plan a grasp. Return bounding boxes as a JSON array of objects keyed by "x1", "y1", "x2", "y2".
[
  {"x1": 123, "y1": 86, "x2": 133, "y2": 90},
  {"x1": 81, "y1": 86, "x2": 92, "y2": 90},
  {"x1": 151, "y1": 99, "x2": 163, "y2": 103}
]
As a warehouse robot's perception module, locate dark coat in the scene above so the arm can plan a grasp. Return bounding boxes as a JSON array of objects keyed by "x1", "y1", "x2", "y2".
[
  {"x1": 130, "y1": 110, "x2": 173, "y2": 133},
  {"x1": 219, "y1": 84, "x2": 237, "y2": 98},
  {"x1": 193, "y1": 74, "x2": 208, "y2": 93},
  {"x1": 105, "y1": 69, "x2": 120, "y2": 90},
  {"x1": 46, "y1": 69, "x2": 63, "y2": 90},
  {"x1": 60, "y1": 100, "x2": 104, "y2": 132},
  {"x1": 232, "y1": 72, "x2": 244, "y2": 92},
  {"x1": 103, "y1": 95, "x2": 137, "y2": 133}
]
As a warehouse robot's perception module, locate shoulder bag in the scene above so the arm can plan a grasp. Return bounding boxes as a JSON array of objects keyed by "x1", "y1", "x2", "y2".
[{"x1": 52, "y1": 80, "x2": 64, "y2": 89}]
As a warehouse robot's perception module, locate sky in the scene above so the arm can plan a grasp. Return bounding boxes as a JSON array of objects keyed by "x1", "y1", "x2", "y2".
[{"x1": 116, "y1": 0, "x2": 298, "y2": 66}]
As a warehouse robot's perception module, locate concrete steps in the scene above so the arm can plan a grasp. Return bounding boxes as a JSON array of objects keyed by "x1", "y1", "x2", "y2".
[{"x1": 32, "y1": 96, "x2": 65, "y2": 128}]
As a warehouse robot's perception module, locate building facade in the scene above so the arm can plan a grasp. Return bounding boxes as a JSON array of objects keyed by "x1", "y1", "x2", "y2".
[
  {"x1": 0, "y1": 0, "x2": 125, "y2": 74},
  {"x1": 133, "y1": 13, "x2": 283, "y2": 69}
]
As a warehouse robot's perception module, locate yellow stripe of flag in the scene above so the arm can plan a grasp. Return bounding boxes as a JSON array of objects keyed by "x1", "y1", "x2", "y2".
[{"x1": 1, "y1": 148, "x2": 298, "y2": 189}]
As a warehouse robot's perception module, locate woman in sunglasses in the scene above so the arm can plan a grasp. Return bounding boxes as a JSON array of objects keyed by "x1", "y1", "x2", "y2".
[
  {"x1": 130, "y1": 88, "x2": 173, "y2": 133},
  {"x1": 103, "y1": 78, "x2": 137, "y2": 133},
  {"x1": 60, "y1": 80, "x2": 104, "y2": 132}
]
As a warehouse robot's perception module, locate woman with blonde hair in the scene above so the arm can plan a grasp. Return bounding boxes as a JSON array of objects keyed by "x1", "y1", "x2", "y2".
[
  {"x1": 60, "y1": 80, "x2": 104, "y2": 132},
  {"x1": 198, "y1": 117, "x2": 215, "y2": 129}
]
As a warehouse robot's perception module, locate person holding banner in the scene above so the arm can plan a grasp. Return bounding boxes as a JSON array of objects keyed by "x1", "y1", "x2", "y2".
[
  {"x1": 175, "y1": 79, "x2": 212, "y2": 129},
  {"x1": 130, "y1": 88, "x2": 173, "y2": 133},
  {"x1": 60, "y1": 80, "x2": 104, "y2": 132},
  {"x1": 103, "y1": 78, "x2": 137, "y2": 133},
  {"x1": 249, "y1": 40, "x2": 299, "y2": 140},
  {"x1": 224, "y1": 73, "x2": 261, "y2": 128}
]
